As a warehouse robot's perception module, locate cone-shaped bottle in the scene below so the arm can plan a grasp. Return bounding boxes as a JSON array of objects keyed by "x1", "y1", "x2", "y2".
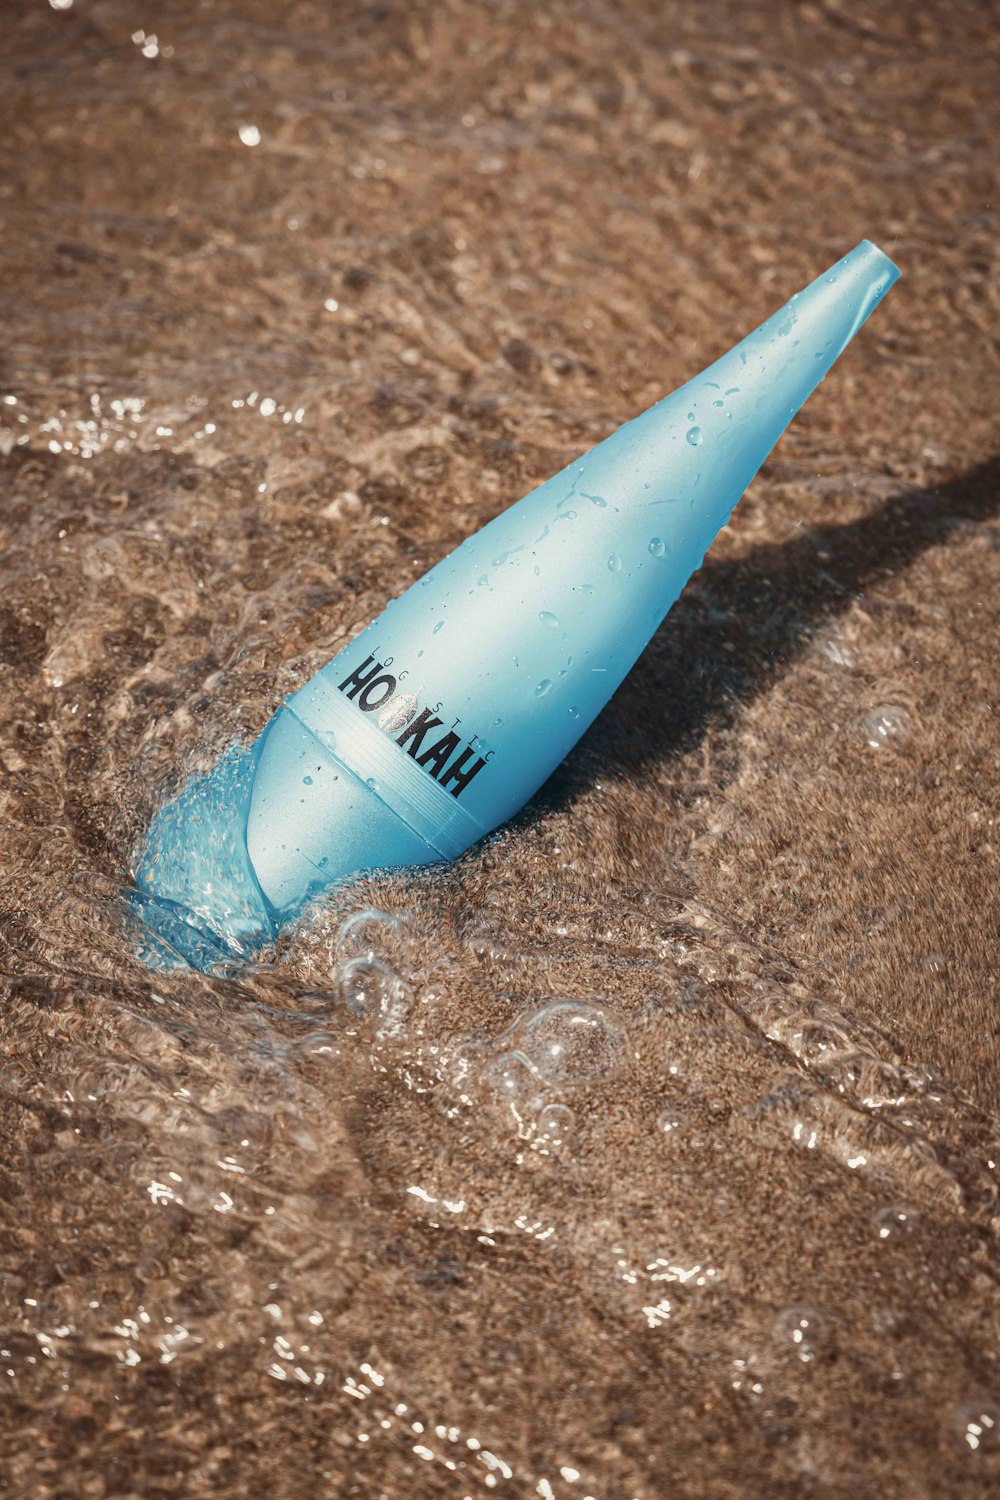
[{"x1": 134, "y1": 240, "x2": 899, "y2": 966}]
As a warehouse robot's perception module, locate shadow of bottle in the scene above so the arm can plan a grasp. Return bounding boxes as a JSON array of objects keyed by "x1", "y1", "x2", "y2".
[{"x1": 539, "y1": 453, "x2": 1000, "y2": 804}]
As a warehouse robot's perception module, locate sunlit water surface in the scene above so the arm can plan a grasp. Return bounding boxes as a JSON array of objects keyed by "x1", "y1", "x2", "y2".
[{"x1": 1, "y1": 1, "x2": 999, "y2": 1496}]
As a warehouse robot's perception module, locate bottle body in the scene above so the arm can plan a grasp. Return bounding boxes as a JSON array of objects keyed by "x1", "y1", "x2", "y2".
[{"x1": 134, "y1": 240, "x2": 899, "y2": 963}]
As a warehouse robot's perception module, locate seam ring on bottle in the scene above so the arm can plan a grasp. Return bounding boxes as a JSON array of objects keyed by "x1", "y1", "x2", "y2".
[{"x1": 287, "y1": 687, "x2": 487, "y2": 861}]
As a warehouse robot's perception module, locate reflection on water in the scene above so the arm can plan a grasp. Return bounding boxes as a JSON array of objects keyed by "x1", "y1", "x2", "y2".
[{"x1": 2, "y1": 0, "x2": 999, "y2": 1494}]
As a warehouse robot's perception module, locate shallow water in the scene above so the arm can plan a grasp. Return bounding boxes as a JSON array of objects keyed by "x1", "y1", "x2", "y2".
[{"x1": 2, "y1": 1, "x2": 999, "y2": 1495}]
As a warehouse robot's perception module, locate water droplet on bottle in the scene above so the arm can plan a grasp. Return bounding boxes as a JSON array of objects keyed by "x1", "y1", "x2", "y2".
[
  {"x1": 580, "y1": 583, "x2": 596, "y2": 595},
  {"x1": 648, "y1": 537, "x2": 665, "y2": 557},
  {"x1": 432, "y1": 619, "x2": 445, "y2": 634},
  {"x1": 861, "y1": 704, "x2": 912, "y2": 750},
  {"x1": 539, "y1": 611, "x2": 558, "y2": 627},
  {"x1": 302, "y1": 775, "x2": 313, "y2": 785},
  {"x1": 535, "y1": 679, "x2": 552, "y2": 697},
  {"x1": 608, "y1": 554, "x2": 622, "y2": 573},
  {"x1": 378, "y1": 692, "x2": 418, "y2": 732},
  {"x1": 686, "y1": 426, "x2": 703, "y2": 447},
  {"x1": 567, "y1": 706, "x2": 579, "y2": 718}
]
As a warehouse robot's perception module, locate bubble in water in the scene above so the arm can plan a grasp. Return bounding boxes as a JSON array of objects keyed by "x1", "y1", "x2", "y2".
[
  {"x1": 957, "y1": 1400, "x2": 1000, "y2": 1453},
  {"x1": 567, "y1": 705, "x2": 579, "y2": 718},
  {"x1": 608, "y1": 554, "x2": 622, "y2": 573},
  {"x1": 686, "y1": 426, "x2": 703, "y2": 446},
  {"x1": 513, "y1": 1000, "x2": 626, "y2": 1087},
  {"x1": 657, "y1": 1099, "x2": 713, "y2": 1149},
  {"x1": 659, "y1": 1102, "x2": 695, "y2": 1139},
  {"x1": 337, "y1": 908, "x2": 409, "y2": 967},
  {"x1": 648, "y1": 537, "x2": 665, "y2": 557},
  {"x1": 830, "y1": 1052, "x2": 906, "y2": 1108},
  {"x1": 536, "y1": 679, "x2": 552, "y2": 697},
  {"x1": 874, "y1": 1205, "x2": 918, "y2": 1240},
  {"x1": 485, "y1": 1052, "x2": 541, "y2": 1114},
  {"x1": 774, "y1": 1306, "x2": 829, "y2": 1364},
  {"x1": 820, "y1": 634, "x2": 855, "y2": 668},
  {"x1": 537, "y1": 1102, "x2": 574, "y2": 1143},
  {"x1": 295, "y1": 1029, "x2": 342, "y2": 1061},
  {"x1": 340, "y1": 956, "x2": 409, "y2": 1036},
  {"x1": 862, "y1": 704, "x2": 912, "y2": 750},
  {"x1": 539, "y1": 611, "x2": 559, "y2": 627},
  {"x1": 784, "y1": 1016, "x2": 853, "y2": 1063}
]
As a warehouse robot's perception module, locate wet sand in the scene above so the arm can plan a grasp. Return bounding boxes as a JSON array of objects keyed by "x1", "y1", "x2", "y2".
[{"x1": 1, "y1": 1, "x2": 998, "y2": 1495}]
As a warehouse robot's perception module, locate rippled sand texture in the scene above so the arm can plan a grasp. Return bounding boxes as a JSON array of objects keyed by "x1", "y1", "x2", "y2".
[{"x1": 2, "y1": 1, "x2": 999, "y2": 1496}]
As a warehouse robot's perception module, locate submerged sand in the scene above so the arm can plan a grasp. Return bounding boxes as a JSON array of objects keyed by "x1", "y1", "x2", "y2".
[{"x1": 1, "y1": 1, "x2": 998, "y2": 1496}]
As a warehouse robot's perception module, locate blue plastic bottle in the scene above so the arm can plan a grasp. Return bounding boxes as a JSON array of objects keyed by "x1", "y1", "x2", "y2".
[{"x1": 135, "y1": 240, "x2": 898, "y2": 965}]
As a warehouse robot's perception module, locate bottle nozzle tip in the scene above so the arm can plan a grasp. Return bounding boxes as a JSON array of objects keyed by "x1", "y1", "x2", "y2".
[{"x1": 857, "y1": 238, "x2": 901, "y2": 288}]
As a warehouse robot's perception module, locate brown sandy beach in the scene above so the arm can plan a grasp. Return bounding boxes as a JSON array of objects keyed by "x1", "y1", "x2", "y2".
[{"x1": 1, "y1": 1, "x2": 998, "y2": 1495}]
